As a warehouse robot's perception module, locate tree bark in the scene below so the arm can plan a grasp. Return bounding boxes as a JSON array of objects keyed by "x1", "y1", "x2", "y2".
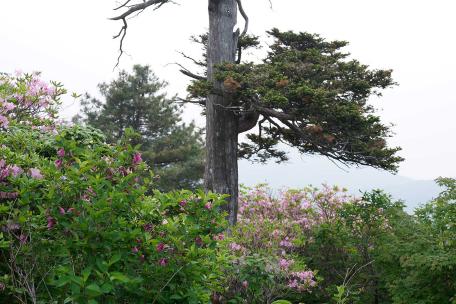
[{"x1": 206, "y1": 0, "x2": 239, "y2": 225}]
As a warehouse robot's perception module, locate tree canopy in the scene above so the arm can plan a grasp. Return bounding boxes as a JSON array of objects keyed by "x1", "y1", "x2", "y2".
[
  {"x1": 187, "y1": 29, "x2": 403, "y2": 170},
  {"x1": 75, "y1": 65, "x2": 204, "y2": 191}
]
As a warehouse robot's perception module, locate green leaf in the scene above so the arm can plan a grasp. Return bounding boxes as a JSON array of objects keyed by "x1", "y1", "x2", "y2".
[
  {"x1": 82, "y1": 267, "x2": 92, "y2": 282},
  {"x1": 53, "y1": 275, "x2": 71, "y2": 287},
  {"x1": 85, "y1": 283, "x2": 103, "y2": 297},
  {"x1": 109, "y1": 272, "x2": 130, "y2": 283},
  {"x1": 100, "y1": 282, "x2": 114, "y2": 293},
  {"x1": 70, "y1": 275, "x2": 84, "y2": 287},
  {"x1": 96, "y1": 260, "x2": 109, "y2": 273},
  {"x1": 108, "y1": 253, "x2": 121, "y2": 266},
  {"x1": 271, "y1": 301, "x2": 292, "y2": 304}
]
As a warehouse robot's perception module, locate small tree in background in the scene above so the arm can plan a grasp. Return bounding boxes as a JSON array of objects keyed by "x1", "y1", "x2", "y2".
[{"x1": 75, "y1": 65, "x2": 204, "y2": 191}]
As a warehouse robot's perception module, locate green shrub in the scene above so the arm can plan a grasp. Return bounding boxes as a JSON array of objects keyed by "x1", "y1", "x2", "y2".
[{"x1": 0, "y1": 72, "x2": 228, "y2": 303}]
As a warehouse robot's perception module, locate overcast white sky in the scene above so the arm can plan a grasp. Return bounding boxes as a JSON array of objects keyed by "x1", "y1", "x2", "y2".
[{"x1": 1, "y1": 0, "x2": 455, "y2": 183}]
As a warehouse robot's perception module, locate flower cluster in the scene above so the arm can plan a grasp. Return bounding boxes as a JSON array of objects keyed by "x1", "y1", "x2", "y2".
[
  {"x1": 0, "y1": 71, "x2": 65, "y2": 130},
  {"x1": 288, "y1": 270, "x2": 317, "y2": 291}
]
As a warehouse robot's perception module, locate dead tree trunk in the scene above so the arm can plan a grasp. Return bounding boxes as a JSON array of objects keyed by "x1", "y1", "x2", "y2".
[{"x1": 206, "y1": 0, "x2": 239, "y2": 225}]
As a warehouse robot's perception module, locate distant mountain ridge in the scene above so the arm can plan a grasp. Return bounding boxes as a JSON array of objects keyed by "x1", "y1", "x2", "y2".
[{"x1": 239, "y1": 155, "x2": 445, "y2": 213}]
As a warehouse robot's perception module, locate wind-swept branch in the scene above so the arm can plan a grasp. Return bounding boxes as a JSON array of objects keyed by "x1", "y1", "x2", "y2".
[{"x1": 110, "y1": 0, "x2": 171, "y2": 67}]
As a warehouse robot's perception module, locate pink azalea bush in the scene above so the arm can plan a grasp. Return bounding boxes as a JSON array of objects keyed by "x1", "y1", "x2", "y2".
[
  {"x1": 218, "y1": 184, "x2": 353, "y2": 303},
  {"x1": 0, "y1": 71, "x2": 229, "y2": 303}
]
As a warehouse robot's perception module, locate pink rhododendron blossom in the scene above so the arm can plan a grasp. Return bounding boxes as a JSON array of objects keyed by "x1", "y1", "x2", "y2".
[
  {"x1": 132, "y1": 152, "x2": 142, "y2": 165},
  {"x1": 279, "y1": 258, "x2": 293, "y2": 270},
  {"x1": 0, "y1": 115, "x2": 9, "y2": 128},
  {"x1": 54, "y1": 159, "x2": 63, "y2": 168},
  {"x1": 9, "y1": 165, "x2": 23, "y2": 177},
  {"x1": 29, "y1": 168, "x2": 43, "y2": 180},
  {"x1": 229, "y1": 242, "x2": 243, "y2": 251},
  {"x1": 143, "y1": 223, "x2": 153, "y2": 232},
  {"x1": 195, "y1": 236, "x2": 203, "y2": 247},
  {"x1": 204, "y1": 202, "x2": 212, "y2": 210},
  {"x1": 279, "y1": 238, "x2": 293, "y2": 248},
  {"x1": 213, "y1": 233, "x2": 224, "y2": 241},
  {"x1": 156, "y1": 242, "x2": 166, "y2": 252},
  {"x1": 19, "y1": 234, "x2": 28, "y2": 245},
  {"x1": 158, "y1": 258, "x2": 168, "y2": 266},
  {"x1": 47, "y1": 217, "x2": 56, "y2": 229},
  {"x1": 57, "y1": 148, "x2": 65, "y2": 158},
  {"x1": 2, "y1": 101, "x2": 16, "y2": 112},
  {"x1": 288, "y1": 279, "x2": 299, "y2": 289}
]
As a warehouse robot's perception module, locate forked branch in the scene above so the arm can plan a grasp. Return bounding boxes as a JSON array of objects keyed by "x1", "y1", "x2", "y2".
[{"x1": 110, "y1": 0, "x2": 171, "y2": 67}]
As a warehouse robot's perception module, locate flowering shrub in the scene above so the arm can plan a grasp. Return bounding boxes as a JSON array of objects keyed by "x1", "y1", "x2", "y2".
[
  {"x1": 0, "y1": 71, "x2": 66, "y2": 130},
  {"x1": 0, "y1": 73, "x2": 229, "y2": 303},
  {"x1": 217, "y1": 185, "x2": 352, "y2": 303}
]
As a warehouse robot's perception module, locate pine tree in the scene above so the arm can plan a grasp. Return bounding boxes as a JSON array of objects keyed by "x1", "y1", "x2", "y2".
[
  {"x1": 110, "y1": 1, "x2": 403, "y2": 224},
  {"x1": 75, "y1": 65, "x2": 204, "y2": 191}
]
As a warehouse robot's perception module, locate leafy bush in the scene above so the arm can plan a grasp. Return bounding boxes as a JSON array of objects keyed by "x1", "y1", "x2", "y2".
[
  {"x1": 0, "y1": 72, "x2": 228, "y2": 303},
  {"x1": 386, "y1": 177, "x2": 456, "y2": 304}
]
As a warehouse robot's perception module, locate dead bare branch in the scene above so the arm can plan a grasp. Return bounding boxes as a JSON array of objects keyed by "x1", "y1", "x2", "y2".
[
  {"x1": 111, "y1": 0, "x2": 169, "y2": 21},
  {"x1": 110, "y1": 0, "x2": 171, "y2": 68},
  {"x1": 235, "y1": 0, "x2": 249, "y2": 37},
  {"x1": 165, "y1": 62, "x2": 205, "y2": 80},
  {"x1": 177, "y1": 51, "x2": 206, "y2": 67},
  {"x1": 114, "y1": 0, "x2": 132, "y2": 11}
]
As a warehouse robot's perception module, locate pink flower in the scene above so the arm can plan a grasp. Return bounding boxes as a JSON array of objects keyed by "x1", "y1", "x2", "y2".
[
  {"x1": 242, "y1": 280, "x2": 249, "y2": 289},
  {"x1": 9, "y1": 165, "x2": 23, "y2": 177},
  {"x1": 143, "y1": 223, "x2": 153, "y2": 232},
  {"x1": 213, "y1": 233, "x2": 224, "y2": 241},
  {"x1": 156, "y1": 242, "x2": 165, "y2": 252},
  {"x1": 204, "y1": 202, "x2": 212, "y2": 210},
  {"x1": 132, "y1": 152, "x2": 142, "y2": 165},
  {"x1": 132, "y1": 246, "x2": 139, "y2": 253},
  {"x1": 47, "y1": 216, "x2": 56, "y2": 229},
  {"x1": 195, "y1": 236, "x2": 203, "y2": 247},
  {"x1": 2, "y1": 102, "x2": 16, "y2": 112},
  {"x1": 279, "y1": 238, "x2": 293, "y2": 248},
  {"x1": 139, "y1": 254, "x2": 145, "y2": 262},
  {"x1": 229, "y1": 242, "x2": 243, "y2": 251},
  {"x1": 279, "y1": 258, "x2": 293, "y2": 270},
  {"x1": 19, "y1": 234, "x2": 28, "y2": 244},
  {"x1": 57, "y1": 148, "x2": 65, "y2": 158},
  {"x1": 179, "y1": 200, "x2": 187, "y2": 207},
  {"x1": 288, "y1": 279, "x2": 299, "y2": 289},
  {"x1": 158, "y1": 258, "x2": 168, "y2": 266},
  {"x1": 59, "y1": 207, "x2": 66, "y2": 215},
  {"x1": 29, "y1": 168, "x2": 43, "y2": 180},
  {"x1": 54, "y1": 159, "x2": 63, "y2": 168},
  {"x1": 0, "y1": 115, "x2": 9, "y2": 129}
]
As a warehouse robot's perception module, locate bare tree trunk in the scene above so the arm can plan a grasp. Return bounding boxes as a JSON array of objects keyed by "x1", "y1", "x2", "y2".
[{"x1": 206, "y1": 0, "x2": 239, "y2": 225}]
